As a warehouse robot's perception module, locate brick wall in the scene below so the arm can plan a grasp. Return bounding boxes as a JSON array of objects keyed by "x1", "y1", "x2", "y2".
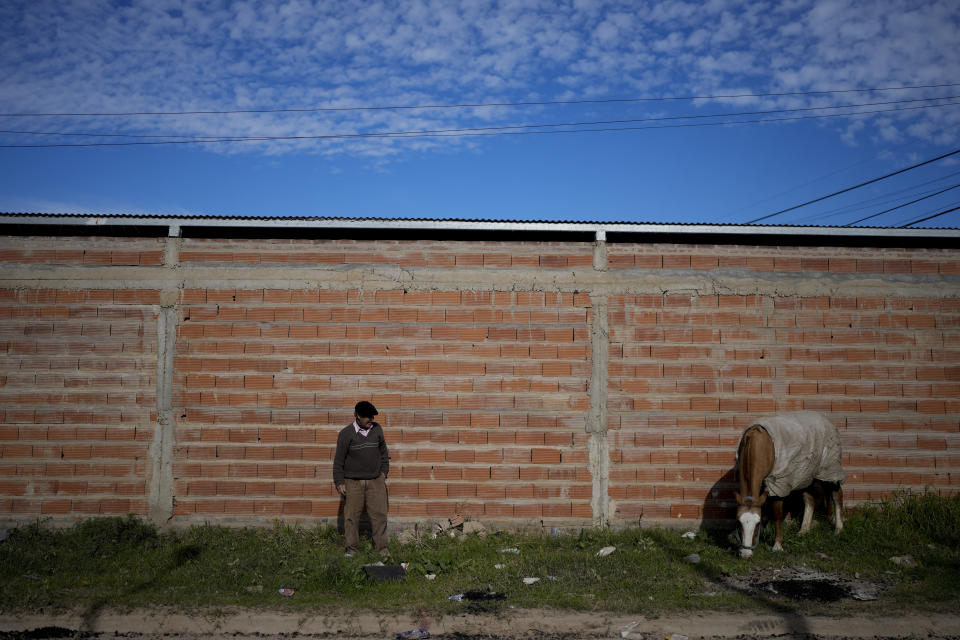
[
  {"x1": 172, "y1": 286, "x2": 593, "y2": 522},
  {"x1": 0, "y1": 287, "x2": 159, "y2": 519},
  {"x1": 1, "y1": 233, "x2": 958, "y2": 529}
]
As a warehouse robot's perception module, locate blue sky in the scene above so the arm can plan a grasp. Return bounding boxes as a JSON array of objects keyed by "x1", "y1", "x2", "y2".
[{"x1": 1, "y1": 0, "x2": 959, "y2": 227}]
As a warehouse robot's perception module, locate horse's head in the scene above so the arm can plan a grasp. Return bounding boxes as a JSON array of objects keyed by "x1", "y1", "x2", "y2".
[{"x1": 734, "y1": 491, "x2": 767, "y2": 558}]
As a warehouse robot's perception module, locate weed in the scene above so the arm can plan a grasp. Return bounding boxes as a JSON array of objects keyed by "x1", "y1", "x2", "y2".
[{"x1": 0, "y1": 492, "x2": 957, "y2": 615}]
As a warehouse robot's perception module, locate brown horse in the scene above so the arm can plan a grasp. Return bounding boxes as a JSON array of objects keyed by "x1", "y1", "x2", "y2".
[{"x1": 735, "y1": 412, "x2": 845, "y2": 558}]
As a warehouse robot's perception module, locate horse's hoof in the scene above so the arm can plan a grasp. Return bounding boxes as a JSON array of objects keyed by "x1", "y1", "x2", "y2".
[
  {"x1": 771, "y1": 544, "x2": 783, "y2": 552},
  {"x1": 739, "y1": 549, "x2": 753, "y2": 559}
]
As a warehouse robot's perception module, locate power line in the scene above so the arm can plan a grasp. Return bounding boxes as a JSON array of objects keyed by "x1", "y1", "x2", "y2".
[
  {"x1": 793, "y1": 169, "x2": 960, "y2": 224},
  {"x1": 744, "y1": 147, "x2": 960, "y2": 224},
  {"x1": 721, "y1": 142, "x2": 914, "y2": 221},
  {"x1": 844, "y1": 182, "x2": 960, "y2": 225},
  {"x1": 3, "y1": 94, "x2": 952, "y2": 141},
  {"x1": 3, "y1": 99, "x2": 959, "y2": 149},
  {"x1": 899, "y1": 204, "x2": 960, "y2": 227},
  {"x1": 1, "y1": 83, "x2": 958, "y2": 118}
]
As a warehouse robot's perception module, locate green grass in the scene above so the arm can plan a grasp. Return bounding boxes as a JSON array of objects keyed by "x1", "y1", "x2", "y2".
[{"x1": 1, "y1": 492, "x2": 958, "y2": 617}]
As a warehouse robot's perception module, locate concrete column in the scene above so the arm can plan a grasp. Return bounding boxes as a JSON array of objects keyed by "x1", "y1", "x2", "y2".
[
  {"x1": 588, "y1": 229, "x2": 610, "y2": 527},
  {"x1": 149, "y1": 237, "x2": 180, "y2": 525},
  {"x1": 148, "y1": 304, "x2": 177, "y2": 525},
  {"x1": 593, "y1": 229, "x2": 608, "y2": 271}
]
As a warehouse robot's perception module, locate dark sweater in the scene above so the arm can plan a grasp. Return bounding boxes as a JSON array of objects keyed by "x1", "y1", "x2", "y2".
[{"x1": 332, "y1": 423, "x2": 389, "y2": 485}]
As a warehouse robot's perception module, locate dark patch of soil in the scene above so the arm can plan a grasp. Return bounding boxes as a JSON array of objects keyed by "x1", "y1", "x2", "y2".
[
  {"x1": 0, "y1": 628, "x2": 89, "y2": 640},
  {"x1": 765, "y1": 578, "x2": 852, "y2": 602},
  {"x1": 719, "y1": 566, "x2": 885, "y2": 602}
]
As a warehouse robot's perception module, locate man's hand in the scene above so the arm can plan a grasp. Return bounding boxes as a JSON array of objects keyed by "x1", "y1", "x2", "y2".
[{"x1": 336, "y1": 483, "x2": 346, "y2": 496}]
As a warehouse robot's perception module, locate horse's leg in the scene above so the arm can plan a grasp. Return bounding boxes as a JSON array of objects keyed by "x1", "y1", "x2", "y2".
[
  {"x1": 799, "y1": 490, "x2": 815, "y2": 535},
  {"x1": 832, "y1": 486, "x2": 844, "y2": 534},
  {"x1": 771, "y1": 498, "x2": 784, "y2": 552}
]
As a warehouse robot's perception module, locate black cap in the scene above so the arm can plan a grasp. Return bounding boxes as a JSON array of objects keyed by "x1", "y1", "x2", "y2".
[{"x1": 354, "y1": 401, "x2": 378, "y2": 418}]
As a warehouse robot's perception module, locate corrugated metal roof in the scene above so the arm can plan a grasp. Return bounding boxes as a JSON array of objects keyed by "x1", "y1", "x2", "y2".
[{"x1": 1, "y1": 211, "x2": 959, "y2": 238}]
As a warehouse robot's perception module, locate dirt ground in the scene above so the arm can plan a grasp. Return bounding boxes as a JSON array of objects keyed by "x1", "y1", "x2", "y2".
[
  {"x1": 2, "y1": 568, "x2": 958, "y2": 640},
  {"x1": 2, "y1": 607, "x2": 960, "y2": 640}
]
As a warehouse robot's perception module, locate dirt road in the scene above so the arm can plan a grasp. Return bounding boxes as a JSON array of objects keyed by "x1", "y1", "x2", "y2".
[{"x1": 2, "y1": 608, "x2": 960, "y2": 640}]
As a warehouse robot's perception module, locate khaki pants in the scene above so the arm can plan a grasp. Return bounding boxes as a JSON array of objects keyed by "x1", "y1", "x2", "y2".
[{"x1": 343, "y1": 476, "x2": 389, "y2": 553}]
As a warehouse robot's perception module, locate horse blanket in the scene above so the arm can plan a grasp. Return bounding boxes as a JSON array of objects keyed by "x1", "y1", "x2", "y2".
[{"x1": 739, "y1": 411, "x2": 846, "y2": 497}]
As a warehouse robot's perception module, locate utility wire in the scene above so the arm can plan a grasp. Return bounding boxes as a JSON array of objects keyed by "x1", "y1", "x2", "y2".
[
  {"x1": 900, "y1": 204, "x2": 960, "y2": 227},
  {"x1": 721, "y1": 143, "x2": 913, "y2": 220},
  {"x1": 844, "y1": 182, "x2": 960, "y2": 225},
  {"x1": 2, "y1": 94, "x2": 952, "y2": 141},
  {"x1": 744, "y1": 147, "x2": 960, "y2": 224},
  {"x1": 793, "y1": 169, "x2": 960, "y2": 223},
  {"x1": 1, "y1": 82, "x2": 958, "y2": 118},
  {"x1": 3, "y1": 99, "x2": 959, "y2": 149}
]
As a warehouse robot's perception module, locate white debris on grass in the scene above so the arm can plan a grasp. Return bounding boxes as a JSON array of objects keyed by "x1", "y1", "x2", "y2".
[{"x1": 890, "y1": 555, "x2": 917, "y2": 567}]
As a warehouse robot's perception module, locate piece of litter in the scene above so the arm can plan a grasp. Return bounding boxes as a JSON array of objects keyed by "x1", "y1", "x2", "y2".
[
  {"x1": 448, "y1": 593, "x2": 464, "y2": 602},
  {"x1": 683, "y1": 553, "x2": 700, "y2": 564},
  {"x1": 681, "y1": 531, "x2": 696, "y2": 539},
  {"x1": 665, "y1": 634, "x2": 688, "y2": 640},
  {"x1": 401, "y1": 562, "x2": 409, "y2": 570},
  {"x1": 393, "y1": 629, "x2": 430, "y2": 639},
  {"x1": 523, "y1": 577, "x2": 540, "y2": 585},
  {"x1": 243, "y1": 585, "x2": 263, "y2": 592},
  {"x1": 852, "y1": 589, "x2": 879, "y2": 602},
  {"x1": 363, "y1": 564, "x2": 406, "y2": 582},
  {"x1": 890, "y1": 555, "x2": 916, "y2": 568},
  {"x1": 596, "y1": 546, "x2": 616, "y2": 557},
  {"x1": 547, "y1": 575, "x2": 559, "y2": 581},
  {"x1": 425, "y1": 574, "x2": 437, "y2": 580},
  {"x1": 461, "y1": 590, "x2": 506, "y2": 602},
  {"x1": 500, "y1": 547, "x2": 520, "y2": 553},
  {"x1": 278, "y1": 588, "x2": 295, "y2": 597},
  {"x1": 494, "y1": 564, "x2": 505, "y2": 569},
  {"x1": 620, "y1": 621, "x2": 641, "y2": 638}
]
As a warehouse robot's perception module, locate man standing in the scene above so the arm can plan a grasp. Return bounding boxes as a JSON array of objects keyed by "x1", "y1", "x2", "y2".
[{"x1": 333, "y1": 401, "x2": 390, "y2": 557}]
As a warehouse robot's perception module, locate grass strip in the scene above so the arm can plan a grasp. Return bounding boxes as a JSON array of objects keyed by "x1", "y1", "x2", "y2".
[{"x1": 1, "y1": 491, "x2": 958, "y2": 616}]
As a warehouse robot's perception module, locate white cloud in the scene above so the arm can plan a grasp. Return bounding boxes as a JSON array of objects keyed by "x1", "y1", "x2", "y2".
[{"x1": 0, "y1": 0, "x2": 957, "y2": 158}]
